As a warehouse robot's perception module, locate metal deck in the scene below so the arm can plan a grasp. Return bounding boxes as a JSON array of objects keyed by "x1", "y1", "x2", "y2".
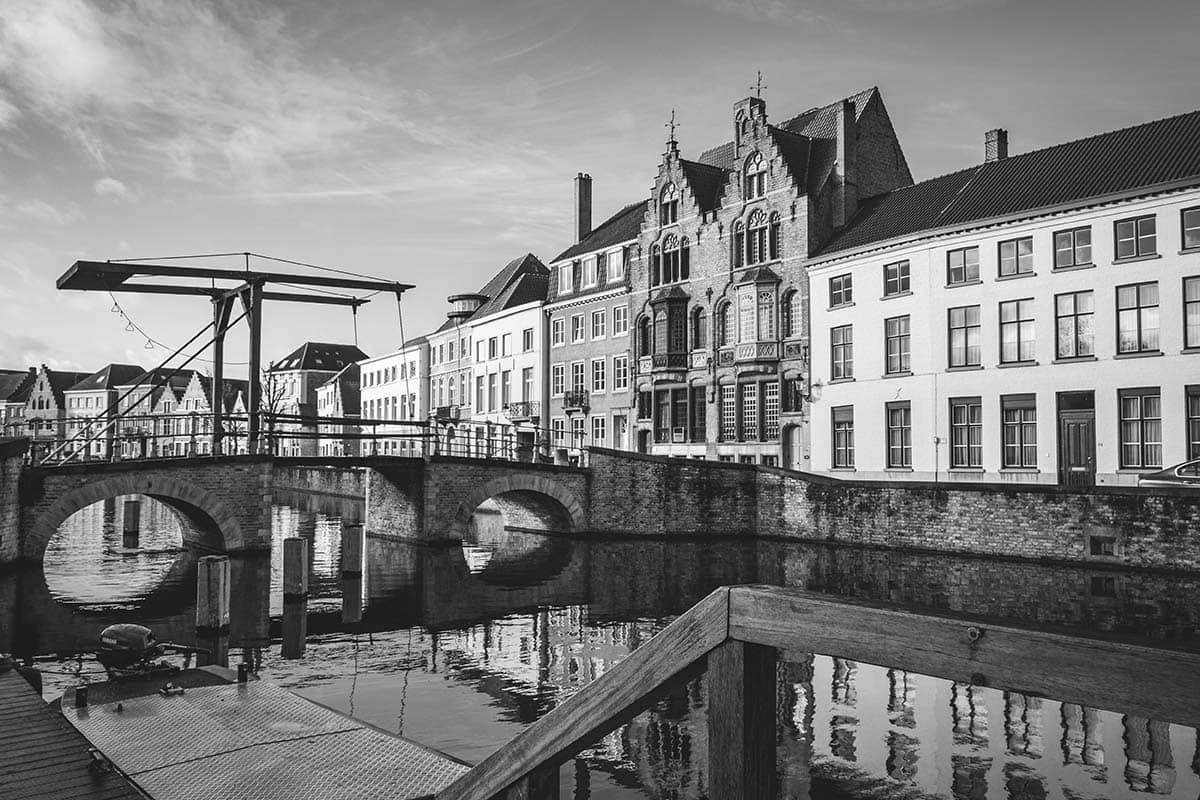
[{"x1": 63, "y1": 679, "x2": 469, "y2": 800}]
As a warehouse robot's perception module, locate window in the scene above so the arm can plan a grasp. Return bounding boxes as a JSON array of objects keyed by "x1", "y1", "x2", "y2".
[
  {"x1": 1001, "y1": 394, "x2": 1037, "y2": 469},
  {"x1": 552, "y1": 417, "x2": 565, "y2": 446},
  {"x1": 769, "y1": 213, "x2": 781, "y2": 261},
  {"x1": 744, "y1": 152, "x2": 766, "y2": 199},
  {"x1": 831, "y1": 325, "x2": 853, "y2": 380},
  {"x1": 1119, "y1": 389, "x2": 1162, "y2": 468},
  {"x1": 571, "y1": 361, "x2": 585, "y2": 391},
  {"x1": 521, "y1": 367, "x2": 533, "y2": 401},
  {"x1": 720, "y1": 385, "x2": 736, "y2": 440},
  {"x1": 948, "y1": 306, "x2": 981, "y2": 367},
  {"x1": 732, "y1": 222, "x2": 744, "y2": 269},
  {"x1": 763, "y1": 382, "x2": 780, "y2": 441},
  {"x1": 885, "y1": 316, "x2": 910, "y2": 375},
  {"x1": 886, "y1": 401, "x2": 912, "y2": 468},
  {"x1": 692, "y1": 307, "x2": 707, "y2": 349},
  {"x1": 613, "y1": 355, "x2": 629, "y2": 391},
  {"x1": 949, "y1": 397, "x2": 982, "y2": 468},
  {"x1": 571, "y1": 314, "x2": 585, "y2": 343},
  {"x1": 522, "y1": 328, "x2": 534, "y2": 352},
  {"x1": 1055, "y1": 291, "x2": 1094, "y2": 359},
  {"x1": 1187, "y1": 387, "x2": 1200, "y2": 459},
  {"x1": 476, "y1": 376, "x2": 484, "y2": 410},
  {"x1": 591, "y1": 309, "x2": 606, "y2": 339},
  {"x1": 591, "y1": 416, "x2": 607, "y2": 446},
  {"x1": 571, "y1": 417, "x2": 585, "y2": 448},
  {"x1": 650, "y1": 244, "x2": 661, "y2": 287},
  {"x1": 999, "y1": 299, "x2": 1036, "y2": 364},
  {"x1": 660, "y1": 183, "x2": 679, "y2": 224},
  {"x1": 582, "y1": 256, "x2": 597, "y2": 288},
  {"x1": 1115, "y1": 215, "x2": 1156, "y2": 259},
  {"x1": 551, "y1": 364, "x2": 564, "y2": 396},
  {"x1": 716, "y1": 302, "x2": 732, "y2": 347},
  {"x1": 591, "y1": 358, "x2": 606, "y2": 392},
  {"x1": 946, "y1": 246, "x2": 980, "y2": 285},
  {"x1": 781, "y1": 290, "x2": 801, "y2": 338},
  {"x1": 1183, "y1": 208, "x2": 1200, "y2": 251},
  {"x1": 740, "y1": 384, "x2": 758, "y2": 440},
  {"x1": 1053, "y1": 226, "x2": 1092, "y2": 269},
  {"x1": 831, "y1": 406, "x2": 854, "y2": 468},
  {"x1": 500, "y1": 370, "x2": 511, "y2": 406},
  {"x1": 999, "y1": 237, "x2": 1033, "y2": 277},
  {"x1": 612, "y1": 304, "x2": 629, "y2": 336},
  {"x1": 829, "y1": 274, "x2": 852, "y2": 307},
  {"x1": 487, "y1": 373, "x2": 497, "y2": 412},
  {"x1": 756, "y1": 288, "x2": 775, "y2": 340},
  {"x1": 558, "y1": 263, "x2": 572, "y2": 295},
  {"x1": 608, "y1": 248, "x2": 626, "y2": 283},
  {"x1": 501, "y1": 333, "x2": 512, "y2": 356},
  {"x1": 637, "y1": 316, "x2": 652, "y2": 357},
  {"x1": 488, "y1": 337, "x2": 497, "y2": 359},
  {"x1": 747, "y1": 209, "x2": 768, "y2": 265},
  {"x1": 1185, "y1": 277, "x2": 1200, "y2": 349},
  {"x1": 551, "y1": 318, "x2": 564, "y2": 346},
  {"x1": 1117, "y1": 282, "x2": 1160, "y2": 354},
  {"x1": 883, "y1": 260, "x2": 910, "y2": 297}
]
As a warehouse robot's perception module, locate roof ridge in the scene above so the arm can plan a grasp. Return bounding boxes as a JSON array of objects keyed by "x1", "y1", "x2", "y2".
[{"x1": 998, "y1": 107, "x2": 1200, "y2": 164}]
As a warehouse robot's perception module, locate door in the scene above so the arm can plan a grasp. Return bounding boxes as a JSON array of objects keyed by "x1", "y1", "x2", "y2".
[{"x1": 1059, "y1": 409, "x2": 1096, "y2": 486}]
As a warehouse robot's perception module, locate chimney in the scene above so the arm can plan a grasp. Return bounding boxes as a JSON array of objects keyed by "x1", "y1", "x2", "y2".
[
  {"x1": 833, "y1": 98, "x2": 858, "y2": 229},
  {"x1": 574, "y1": 173, "x2": 592, "y2": 243},
  {"x1": 985, "y1": 128, "x2": 1008, "y2": 162}
]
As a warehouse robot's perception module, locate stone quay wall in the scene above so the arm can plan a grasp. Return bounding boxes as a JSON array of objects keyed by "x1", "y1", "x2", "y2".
[{"x1": 274, "y1": 465, "x2": 365, "y2": 498}]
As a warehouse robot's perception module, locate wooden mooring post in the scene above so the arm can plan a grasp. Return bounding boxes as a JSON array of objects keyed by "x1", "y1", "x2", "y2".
[
  {"x1": 195, "y1": 555, "x2": 230, "y2": 668},
  {"x1": 281, "y1": 537, "x2": 308, "y2": 659},
  {"x1": 122, "y1": 499, "x2": 141, "y2": 549},
  {"x1": 705, "y1": 639, "x2": 777, "y2": 799},
  {"x1": 341, "y1": 524, "x2": 364, "y2": 625}
]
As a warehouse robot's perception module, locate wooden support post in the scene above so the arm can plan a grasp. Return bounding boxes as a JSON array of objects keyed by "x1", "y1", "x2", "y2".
[
  {"x1": 340, "y1": 524, "x2": 364, "y2": 624},
  {"x1": 502, "y1": 764, "x2": 560, "y2": 800},
  {"x1": 243, "y1": 282, "x2": 264, "y2": 454},
  {"x1": 121, "y1": 499, "x2": 140, "y2": 550},
  {"x1": 281, "y1": 537, "x2": 308, "y2": 659},
  {"x1": 196, "y1": 555, "x2": 230, "y2": 667},
  {"x1": 706, "y1": 639, "x2": 777, "y2": 799}
]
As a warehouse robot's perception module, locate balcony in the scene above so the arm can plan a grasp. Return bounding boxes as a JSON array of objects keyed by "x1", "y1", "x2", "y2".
[
  {"x1": 433, "y1": 405, "x2": 461, "y2": 422},
  {"x1": 562, "y1": 389, "x2": 589, "y2": 413},
  {"x1": 734, "y1": 341, "x2": 779, "y2": 363},
  {"x1": 651, "y1": 353, "x2": 688, "y2": 370},
  {"x1": 503, "y1": 401, "x2": 540, "y2": 422}
]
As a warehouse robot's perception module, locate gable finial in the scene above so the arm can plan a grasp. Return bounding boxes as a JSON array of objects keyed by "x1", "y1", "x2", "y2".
[
  {"x1": 665, "y1": 109, "x2": 678, "y2": 145},
  {"x1": 752, "y1": 70, "x2": 766, "y2": 98}
]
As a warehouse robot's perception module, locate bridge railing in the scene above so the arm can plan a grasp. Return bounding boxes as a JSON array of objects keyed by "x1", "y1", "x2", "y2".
[{"x1": 434, "y1": 584, "x2": 1200, "y2": 800}]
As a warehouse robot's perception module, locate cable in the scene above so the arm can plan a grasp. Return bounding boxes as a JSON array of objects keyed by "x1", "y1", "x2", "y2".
[{"x1": 108, "y1": 292, "x2": 251, "y2": 366}]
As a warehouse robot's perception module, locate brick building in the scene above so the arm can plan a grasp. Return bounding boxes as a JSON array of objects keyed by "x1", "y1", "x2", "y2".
[
  {"x1": 629, "y1": 88, "x2": 911, "y2": 465},
  {"x1": 545, "y1": 177, "x2": 641, "y2": 458},
  {"x1": 20, "y1": 365, "x2": 92, "y2": 455},
  {"x1": 61, "y1": 363, "x2": 144, "y2": 460},
  {"x1": 267, "y1": 342, "x2": 367, "y2": 456},
  {"x1": 0, "y1": 369, "x2": 36, "y2": 439},
  {"x1": 808, "y1": 111, "x2": 1200, "y2": 485}
]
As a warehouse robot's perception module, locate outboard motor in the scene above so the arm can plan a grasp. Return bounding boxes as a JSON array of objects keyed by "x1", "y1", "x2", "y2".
[{"x1": 96, "y1": 624, "x2": 207, "y2": 680}]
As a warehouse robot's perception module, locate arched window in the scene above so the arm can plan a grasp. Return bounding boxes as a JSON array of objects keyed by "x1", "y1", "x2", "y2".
[
  {"x1": 663, "y1": 235, "x2": 679, "y2": 284},
  {"x1": 769, "y1": 212, "x2": 781, "y2": 261},
  {"x1": 781, "y1": 290, "x2": 797, "y2": 338},
  {"x1": 448, "y1": 376, "x2": 456, "y2": 405},
  {"x1": 732, "y1": 222, "x2": 744, "y2": 269},
  {"x1": 747, "y1": 209, "x2": 768, "y2": 265},
  {"x1": 660, "y1": 183, "x2": 679, "y2": 224},
  {"x1": 744, "y1": 152, "x2": 766, "y2": 199},
  {"x1": 680, "y1": 237, "x2": 690, "y2": 280},
  {"x1": 692, "y1": 306, "x2": 708, "y2": 350},
  {"x1": 715, "y1": 302, "x2": 732, "y2": 347},
  {"x1": 638, "y1": 316, "x2": 652, "y2": 357},
  {"x1": 650, "y1": 244, "x2": 661, "y2": 287}
]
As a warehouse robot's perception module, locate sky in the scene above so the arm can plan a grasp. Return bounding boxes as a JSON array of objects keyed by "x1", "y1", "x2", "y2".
[{"x1": 2, "y1": 0, "x2": 1199, "y2": 377}]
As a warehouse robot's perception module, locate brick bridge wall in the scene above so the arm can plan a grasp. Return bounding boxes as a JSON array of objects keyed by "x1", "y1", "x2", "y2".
[
  {"x1": 0, "y1": 439, "x2": 29, "y2": 565},
  {"x1": 14, "y1": 455, "x2": 274, "y2": 564}
]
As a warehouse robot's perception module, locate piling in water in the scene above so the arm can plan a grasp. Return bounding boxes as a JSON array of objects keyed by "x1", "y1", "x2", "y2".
[
  {"x1": 281, "y1": 537, "x2": 308, "y2": 659},
  {"x1": 122, "y1": 499, "x2": 141, "y2": 550},
  {"x1": 341, "y1": 524, "x2": 364, "y2": 625},
  {"x1": 196, "y1": 555, "x2": 230, "y2": 668}
]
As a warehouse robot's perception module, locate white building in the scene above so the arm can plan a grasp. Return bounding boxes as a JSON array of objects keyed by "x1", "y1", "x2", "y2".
[
  {"x1": 808, "y1": 115, "x2": 1200, "y2": 486},
  {"x1": 267, "y1": 342, "x2": 367, "y2": 457},
  {"x1": 357, "y1": 337, "x2": 428, "y2": 456}
]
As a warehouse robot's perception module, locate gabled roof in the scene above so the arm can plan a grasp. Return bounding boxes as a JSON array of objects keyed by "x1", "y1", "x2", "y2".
[
  {"x1": 44, "y1": 368, "x2": 92, "y2": 403},
  {"x1": 220, "y1": 378, "x2": 248, "y2": 413},
  {"x1": 464, "y1": 253, "x2": 549, "y2": 320},
  {"x1": 270, "y1": 342, "x2": 368, "y2": 372},
  {"x1": 66, "y1": 363, "x2": 145, "y2": 392},
  {"x1": 319, "y1": 362, "x2": 360, "y2": 415},
  {"x1": 819, "y1": 108, "x2": 1200, "y2": 256},
  {"x1": 0, "y1": 369, "x2": 35, "y2": 404},
  {"x1": 122, "y1": 367, "x2": 201, "y2": 391},
  {"x1": 553, "y1": 202, "x2": 645, "y2": 262}
]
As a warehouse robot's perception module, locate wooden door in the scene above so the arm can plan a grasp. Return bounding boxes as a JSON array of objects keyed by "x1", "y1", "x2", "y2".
[{"x1": 1059, "y1": 410, "x2": 1096, "y2": 487}]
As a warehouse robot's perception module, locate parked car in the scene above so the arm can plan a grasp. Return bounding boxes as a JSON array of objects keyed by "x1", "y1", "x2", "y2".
[{"x1": 1138, "y1": 458, "x2": 1200, "y2": 488}]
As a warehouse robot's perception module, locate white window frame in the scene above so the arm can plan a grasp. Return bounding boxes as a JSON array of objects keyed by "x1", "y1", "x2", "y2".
[
  {"x1": 558, "y1": 264, "x2": 572, "y2": 296},
  {"x1": 582, "y1": 256, "x2": 598, "y2": 288},
  {"x1": 551, "y1": 317, "x2": 565, "y2": 347},
  {"x1": 571, "y1": 314, "x2": 585, "y2": 343},
  {"x1": 612, "y1": 305, "x2": 628, "y2": 336},
  {"x1": 613, "y1": 354, "x2": 629, "y2": 391},
  {"x1": 591, "y1": 309, "x2": 606, "y2": 340},
  {"x1": 591, "y1": 358, "x2": 606, "y2": 393},
  {"x1": 608, "y1": 248, "x2": 625, "y2": 283}
]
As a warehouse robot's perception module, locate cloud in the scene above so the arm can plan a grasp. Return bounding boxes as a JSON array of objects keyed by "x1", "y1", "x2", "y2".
[
  {"x1": 15, "y1": 198, "x2": 83, "y2": 225},
  {"x1": 94, "y1": 176, "x2": 133, "y2": 200},
  {"x1": 679, "y1": 0, "x2": 825, "y2": 25}
]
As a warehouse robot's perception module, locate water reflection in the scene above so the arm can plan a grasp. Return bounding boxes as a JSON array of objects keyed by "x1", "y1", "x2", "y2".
[{"x1": 4, "y1": 488, "x2": 1200, "y2": 799}]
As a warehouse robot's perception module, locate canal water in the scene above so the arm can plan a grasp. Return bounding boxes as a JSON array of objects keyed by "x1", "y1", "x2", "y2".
[{"x1": 1, "y1": 490, "x2": 1199, "y2": 799}]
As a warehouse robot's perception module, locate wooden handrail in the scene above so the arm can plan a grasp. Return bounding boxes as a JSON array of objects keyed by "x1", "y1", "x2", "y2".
[{"x1": 437, "y1": 584, "x2": 1200, "y2": 800}]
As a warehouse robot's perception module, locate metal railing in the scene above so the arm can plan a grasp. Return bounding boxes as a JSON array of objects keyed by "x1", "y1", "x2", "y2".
[{"x1": 562, "y1": 389, "x2": 589, "y2": 411}]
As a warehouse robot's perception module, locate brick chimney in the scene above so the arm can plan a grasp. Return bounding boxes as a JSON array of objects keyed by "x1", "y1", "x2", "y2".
[
  {"x1": 574, "y1": 173, "x2": 592, "y2": 243},
  {"x1": 833, "y1": 98, "x2": 858, "y2": 228},
  {"x1": 985, "y1": 128, "x2": 1008, "y2": 162}
]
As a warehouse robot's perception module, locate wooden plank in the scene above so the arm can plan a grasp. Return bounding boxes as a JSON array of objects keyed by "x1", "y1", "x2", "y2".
[
  {"x1": 728, "y1": 586, "x2": 1200, "y2": 727},
  {"x1": 500, "y1": 763, "x2": 560, "y2": 800},
  {"x1": 435, "y1": 588, "x2": 731, "y2": 800},
  {"x1": 705, "y1": 640, "x2": 777, "y2": 800}
]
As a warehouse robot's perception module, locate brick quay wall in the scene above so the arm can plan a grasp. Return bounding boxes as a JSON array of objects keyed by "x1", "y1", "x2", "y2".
[{"x1": 0, "y1": 439, "x2": 28, "y2": 566}]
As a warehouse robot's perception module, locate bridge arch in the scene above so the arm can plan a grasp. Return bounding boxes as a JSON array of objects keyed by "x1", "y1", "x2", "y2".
[
  {"x1": 23, "y1": 474, "x2": 241, "y2": 561},
  {"x1": 448, "y1": 474, "x2": 587, "y2": 541}
]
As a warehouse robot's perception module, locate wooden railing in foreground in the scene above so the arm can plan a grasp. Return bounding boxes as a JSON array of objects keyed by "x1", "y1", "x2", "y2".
[{"x1": 435, "y1": 585, "x2": 1200, "y2": 800}]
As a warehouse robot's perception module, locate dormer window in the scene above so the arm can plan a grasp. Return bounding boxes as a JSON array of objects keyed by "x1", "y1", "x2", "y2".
[
  {"x1": 744, "y1": 152, "x2": 766, "y2": 199},
  {"x1": 660, "y1": 183, "x2": 680, "y2": 224},
  {"x1": 558, "y1": 263, "x2": 572, "y2": 296}
]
